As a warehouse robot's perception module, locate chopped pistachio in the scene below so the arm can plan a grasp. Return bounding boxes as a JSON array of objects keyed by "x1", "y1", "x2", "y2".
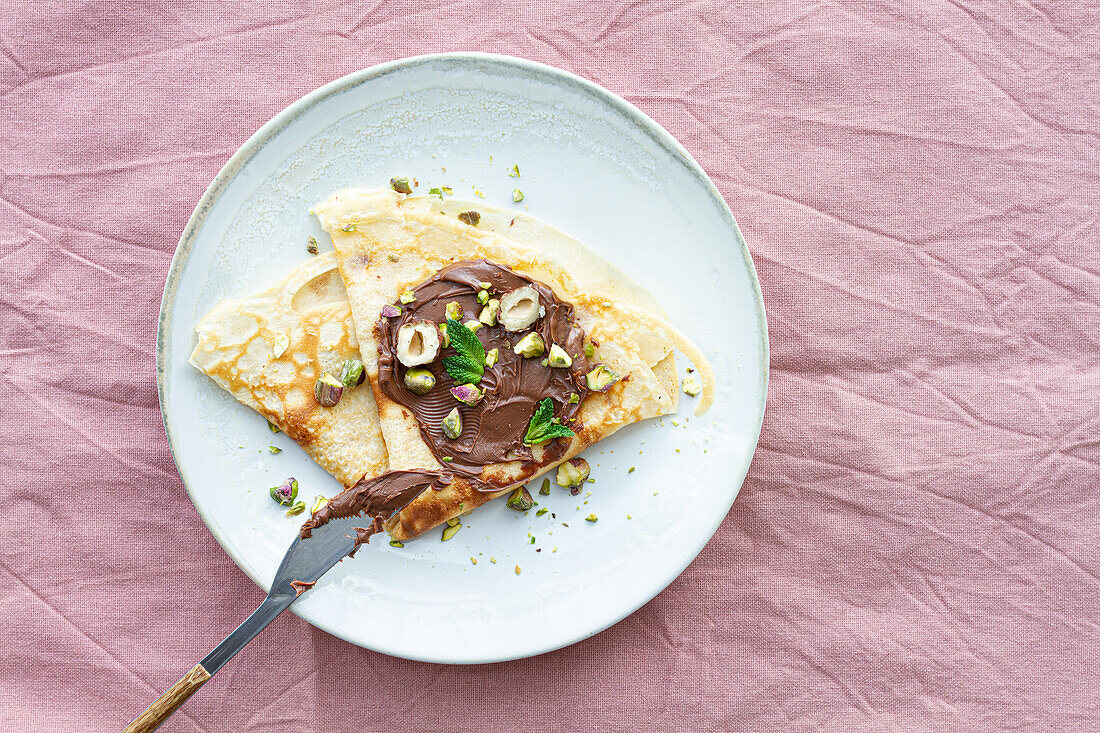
[
  {"x1": 479, "y1": 299, "x2": 500, "y2": 326},
  {"x1": 547, "y1": 344, "x2": 572, "y2": 368},
  {"x1": 457, "y1": 210, "x2": 481, "y2": 227},
  {"x1": 314, "y1": 373, "x2": 343, "y2": 407},
  {"x1": 340, "y1": 358, "x2": 366, "y2": 388},
  {"x1": 463, "y1": 319, "x2": 483, "y2": 333},
  {"x1": 285, "y1": 501, "x2": 306, "y2": 517},
  {"x1": 268, "y1": 421, "x2": 281, "y2": 433},
  {"x1": 473, "y1": 188, "x2": 486, "y2": 199},
  {"x1": 311, "y1": 495, "x2": 328, "y2": 515},
  {"x1": 539, "y1": 478, "x2": 552, "y2": 496},
  {"x1": 389, "y1": 539, "x2": 405, "y2": 548},
  {"x1": 512, "y1": 188, "x2": 524, "y2": 203},
  {"x1": 399, "y1": 290, "x2": 416, "y2": 304},
  {"x1": 306, "y1": 236, "x2": 318, "y2": 255},
  {"x1": 341, "y1": 222, "x2": 357, "y2": 232},
  {"x1": 485, "y1": 347, "x2": 500, "y2": 368},
  {"x1": 446, "y1": 516, "x2": 462, "y2": 528},
  {"x1": 390, "y1": 176, "x2": 413, "y2": 194},
  {"x1": 269, "y1": 477, "x2": 298, "y2": 506},
  {"x1": 506, "y1": 487, "x2": 535, "y2": 511},
  {"x1": 438, "y1": 322, "x2": 450, "y2": 348},
  {"x1": 441, "y1": 456, "x2": 453, "y2": 462},
  {"x1": 490, "y1": 557, "x2": 497, "y2": 564},
  {"x1": 585, "y1": 365, "x2": 619, "y2": 392},
  {"x1": 513, "y1": 332, "x2": 545, "y2": 358},
  {"x1": 508, "y1": 164, "x2": 520, "y2": 177},
  {"x1": 585, "y1": 513, "x2": 598, "y2": 522},
  {"x1": 476, "y1": 289, "x2": 490, "y2": 305},
  {"x1": 515, "y1": 565, "x2": 521, "y2": 575},
  {"x1": 450, "y1": 384, "x2": 484, "y2": 406},
  {"x1": 536, "y1": 508, "x2": 549, "y2": 516},
  {"x1": 628, "y1": 466, "x2": 636, "y2": 474},
  {"x1": 403, "y1": 367, "x2": 436, "y2": 395},
  {"x1": 445, "y1": 301, "x2": 463, "y2": 321},
  {"x1": 442, "y1": 407, "x2": 462, "y2": 439},
  {"x1": 540, "y1": 358, "x2": 549, "y2": 367},
  {"x1": 479, "y1": 281, "x2": 492, "y2": 290},
  {"x1": 567, "y1": 393, "x2": 579, "y2": 404},
  {"x1": 584, "y1": 342, "x2": 595, "y2": 358},
  {"x1": 442, "y1": 523, "x2": 461, "y2": 541},
  {"x1": 428, "y1": 187, "x2": 444, "y2": 199},
  {"x1": 441, "y1": 185, "x2": 453, "y2": 195},
  {"x1": 387, "y1": 253, "x2": 399, "y2": 262},
  {"x1": 380, "y1": 304, "x2": 401, "y2": 318},
  {"x1": 682, "y1": 373, "x2": 703, "y2": 397},
  {"x1": 471, "y1": 557, "x2": 477, "y2": 564},
  {"x1": 556, "y1": 457, "x2": 590, "y2": 489},
  {"x1": 268, "y1": 445, "x2": 282, "y2": 454}
]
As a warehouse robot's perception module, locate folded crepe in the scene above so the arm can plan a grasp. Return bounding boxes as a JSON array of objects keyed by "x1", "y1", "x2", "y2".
[
  {"x1": 312, "y1": 189, "x2": 715, "y2": 540},
  {"x1": 189, "y1": 252, "x2": 389, "y2": 488}
]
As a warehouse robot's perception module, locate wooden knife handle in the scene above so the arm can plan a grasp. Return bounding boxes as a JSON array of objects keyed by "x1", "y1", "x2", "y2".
[{"x1": 123, "y1": 663, "x2": 211, "y2": 733}]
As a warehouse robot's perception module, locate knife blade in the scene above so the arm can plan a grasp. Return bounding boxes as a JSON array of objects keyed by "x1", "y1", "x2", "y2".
[{"x1": 122, "y1": 514, "x2": 377, "y2": 733}]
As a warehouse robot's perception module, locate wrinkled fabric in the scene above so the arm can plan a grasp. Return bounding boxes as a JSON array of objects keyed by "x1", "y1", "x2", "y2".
[{"x1": 1, "y1": 1, "x2": 1098, "y2": 731}]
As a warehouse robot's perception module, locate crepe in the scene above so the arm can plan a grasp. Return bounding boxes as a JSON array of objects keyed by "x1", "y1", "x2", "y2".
[
  {"x1": 314, "y1": 189, "x2": 715, "y2": 540},
  {"x1": 189, "y1": 253, "x2": 389, "y2": 488}
]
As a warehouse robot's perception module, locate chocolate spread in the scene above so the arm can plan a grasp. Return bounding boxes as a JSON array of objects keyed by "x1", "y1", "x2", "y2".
[
  {"x1": 299, "y1": 469, "x2": 444, "y2": 540},
  {"x1": 299, "y1": 260, "x2": 589, "y2": 542},
  {"x1": 376, "y1": 260, "x2": 590, "y2": 479}
]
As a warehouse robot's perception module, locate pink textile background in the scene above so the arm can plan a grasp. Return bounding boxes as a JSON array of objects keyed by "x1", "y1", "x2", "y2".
[{"x1": 2, "y1": 1, "x2": 1098, "y2": 730}]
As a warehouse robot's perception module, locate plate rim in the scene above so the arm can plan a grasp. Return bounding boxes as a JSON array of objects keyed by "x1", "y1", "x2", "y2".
[{"x1": 157, "y1": 52, "x2": 770, "y2": 663}]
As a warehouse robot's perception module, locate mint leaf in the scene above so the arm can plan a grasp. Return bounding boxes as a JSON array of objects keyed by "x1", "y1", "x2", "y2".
[
  {"x1": 442, "y1": 356, "x2": 483, "y2": 385},
  {"x1": 523, "y1": 398, "x2": 576, "y2": 445},
  {"x1": 441, "y1": 319, "x2": 484, "y2": 385}
]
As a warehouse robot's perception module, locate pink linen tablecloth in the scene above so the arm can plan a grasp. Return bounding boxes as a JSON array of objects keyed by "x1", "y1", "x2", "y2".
[{"x1": 2, "y1": 2, "x2": 1098, "y2": 730}]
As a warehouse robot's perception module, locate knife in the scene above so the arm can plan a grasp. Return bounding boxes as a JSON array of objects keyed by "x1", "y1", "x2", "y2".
[{"x1": 122, "y1": 514, "x2": 377, "y2": 733}]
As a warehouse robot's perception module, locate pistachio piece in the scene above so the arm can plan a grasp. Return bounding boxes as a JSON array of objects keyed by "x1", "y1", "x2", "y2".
[
  {"x1": 547, "y1": 344, "x2": 572, "y2": 368},
  {"x1": 479, "y1": 281, "x2": 492, "y2": 290},
  {"x1": 306, "y1": 236, "x2": 319, "y2": 255},
  {"x1": 506, "y1": 487, "x2": 535, "y2": 512},
  {"x1": 314, "y1": 373, "x2": 344, "y2": 407},
  {"x1": 441, "y1": 407, "x2": 462, "y2": 439},
  {"x1": 479, "y1": 299, "x2": 500, "y2": 326},
  {"x1": 484, "y1": 347, "x2": 500, "y2": 368},
  {"x1": 390, "y1": 176, "x2": 413, "y2": 194},
  {"x1": 442, "y1": 523, "x2": 461, "y2": 541},
  {"x1": 556, "y1": 457, "x2": 590, "y2": 489},
  {"x1": 512, "y1": 188, "x2": 524, "y2": 203},
  {"x1": 567, "y1": 392, "x2": 579, "y2": 404},
  {"x1": 457, "y1": 210, "x2": 481, "y2": 226},
  {"x1": 513, "y1": 332, "x2": 545, "y2": 358},
  {"x1": 340, "y1": 358, "x2": 365, "y2": 388},
  {"x1": 584, "y1": 342, "x2": 596, "y2": 358},
  {"x1": 399, "y1": 290, "x2": 416, "y2": 304},
  {"x1": 476, "y1": 289, "x2": 490, "y2": 305},
  {"x1": 389, "y1": 539, "x2": 405, "y2": 548},
  {"x1": 463, "y1": 319, "x2": 483, "y2": 333},
  {"x1": 450, "y1": 384, "x2": 484, "y2": 406},
  {"x1": 498, "y1": 286, "x2": 541, "y2": 331},
  {"x1": 682, "y1": 373, "x2": 703, "y2": 397},
  {"x1": 585, "y1": 365, "x2": 619, "y2": 392},
  {"x1": 311, "y1": 495, "x2": 328, "y2": 515},
  {"x1": 403, "y1": 367, "x2": 436, "y2": 395},
  {"x1": 585, "y1": 513, "x2": 598, "y2": 523},
  {"x1": 396, "y1": 322, "x2": 441, "y2": 367},
  {"x1": 387, "y1": 253, "x2": 399, "y2": 262},
  {"x1": 438, "y1": 322, "x2": 450, "y2": 348},
  {"x1": 445, "y1": 301, "x2": 463, "y2": 322},
  {"x1": 286, "y1": 501, "x2": 306, "y2": 517},
  {"x1": 269, "y1": 477, "x2": 299, "y2": 506},
  {"x1": 446, "y1": 516, "x2": 461, "y2": 527},
  {"x1": 380, "y1": 304, "x2": 401, "y2": 318},
  {"x1": 539, "y1": 478, "x2": 552, "y2": 496},
  {"x1": 268, "y1": 421, "x2": 281, "y2": 433}
]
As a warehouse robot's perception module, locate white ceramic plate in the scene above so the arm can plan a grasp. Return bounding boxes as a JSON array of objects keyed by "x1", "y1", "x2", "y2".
[{"x1": 158, "y1": 54, "x2": 767, "y2": 664}]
